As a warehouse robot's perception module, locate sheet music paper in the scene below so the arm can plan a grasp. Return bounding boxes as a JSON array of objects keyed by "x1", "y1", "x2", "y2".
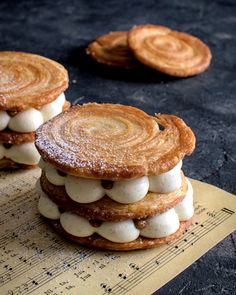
[{"x1": 0, "y1": 168, "x2": 235, "y2": 295}]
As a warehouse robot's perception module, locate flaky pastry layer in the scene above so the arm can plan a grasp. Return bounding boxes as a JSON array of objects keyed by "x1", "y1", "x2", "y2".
[
  {"x1": 0, "y1": 158, "x2": 36, "y2": 170},
  {"x1": 40, "y1": 171, "x2": 187, "y2": 221},
  {"x1": 49, "y1": 218, "x2": 192, "y2": 251},
  {"x1": 0, "y1": 51, "x2": 68, "y2": 111},
  {"x1": 35, "y1": 103, "x2": 195, "y2": 180},
  {"x1": 128, "y1": 24, "x2": 212, "y2": 77}
]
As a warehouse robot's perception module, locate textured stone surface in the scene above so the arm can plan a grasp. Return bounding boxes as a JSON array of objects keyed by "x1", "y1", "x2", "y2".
[{"x1": 0, "y1": 0, "x2": 235, "y2": 294}]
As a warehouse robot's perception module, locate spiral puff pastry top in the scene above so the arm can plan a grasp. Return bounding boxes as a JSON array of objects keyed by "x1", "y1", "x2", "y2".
[
  {"x1": 128, "y1": 25, "x2": 212, "y2": 77},
  {"x1": 35, "y1": 103, "x2": 195, "y2": 180},
  {"x1": 0, "y1": 51, "x2": 68, "y2": 111}
]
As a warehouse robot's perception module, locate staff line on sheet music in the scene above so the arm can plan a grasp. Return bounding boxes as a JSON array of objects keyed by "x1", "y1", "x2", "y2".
[
  {"x1": 111, "y1": 210, "x2": 230, "y2": 293},
  {"x1": 8, "y1": 248, "x2": 95, "y2": 295},
  {"x1": 2, "y1": 206, "x2": 234, "y2": 295},
  {"x1": 107, "y1": 208, "x2": 234, "y2": 294},
  {"x1": 0, "y1": 191, "x2": 36, "y2": 215},
  {"x1": 0, "y1": 219, "x2": 43, "y2": 248},
  {"x1": 0, "y1": 239, "x2": 67, "y2": 286},
  {"x1": 109, "y1": 210, "x2": 232, "y2": 294}
]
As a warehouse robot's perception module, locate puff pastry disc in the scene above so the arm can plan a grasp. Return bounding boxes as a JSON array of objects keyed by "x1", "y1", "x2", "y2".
[
  {"x1": 128, "y1": 24, "x2": 212, "y2": 77},
  {"x1": 86, "y1": 31, "x2": 138, "y2": 68},
  {"x1": 35, "y1": 103, "x2": 195, "y2": 180},
  {"x1": 0, "y1": 51, "x2": 68, "y2": 111}
]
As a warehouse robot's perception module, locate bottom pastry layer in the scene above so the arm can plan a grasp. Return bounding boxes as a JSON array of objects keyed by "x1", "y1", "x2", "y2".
[
  {"x1": 49, "y1": 218, "x2": 192, "y2": 251},
  {"x1": 0, "y1": 157, "x2": 37, "y2": 170}
]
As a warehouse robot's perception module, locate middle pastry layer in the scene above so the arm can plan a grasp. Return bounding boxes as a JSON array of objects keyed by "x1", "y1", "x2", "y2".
[
  {"x1": 38, "y1": 178, "x2": 193, "y2": 243},
  {"x1": 39, "y1": 159, "x2": 183, "y2": 204},
  {"x1": 39, "y1": 170, "x2": 188, "y2": 221}
]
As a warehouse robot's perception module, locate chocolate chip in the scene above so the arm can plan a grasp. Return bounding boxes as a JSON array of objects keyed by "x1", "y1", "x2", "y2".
[
  {"x1": 57, "y1": 170, "x2": 67, "y2": 177},
  {"x1": 89, "y1": 220, "x2": 103, "y2": 227},
  {"x1": 134, "y1": 219, "x2": 146, "y2": 229},
  {"x1": 58, "y1": 207, "x2": 65, "y2": 213},
  {"x1": 3, "y1": 143, "x2": 12, "y2": 149},
  {"x1": 7, "y1": 110, "x2": 18, "y2": 117},
  {"x1": 101, "y1": 180, "x2": 114, "y2": 190}
]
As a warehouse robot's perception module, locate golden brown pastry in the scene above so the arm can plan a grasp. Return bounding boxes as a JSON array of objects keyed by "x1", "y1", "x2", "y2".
[
  {"x1": 0, "y1": 51, "x2": 70, "y2": 169},
  {"x1": 36, "y1": 103, "x2": 195, "y2": 180},
  {"x1": 36, "y1": 103, "x2": 195, "y2": 251},
  {"x1": 86, "y1": 31, "x2": 139, "y2": 68},
  {"x1": 128, "y1": 24, "x2": 212, "y2": 77},
  {"x1": 0, "y1": 51, "x2": 68, "y2": 111}
]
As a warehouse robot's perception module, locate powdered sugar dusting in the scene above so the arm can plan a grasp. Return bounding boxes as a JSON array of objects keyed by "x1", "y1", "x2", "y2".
[{"x1": 35, "y1": 104, "x2": 195, "y2": 180}]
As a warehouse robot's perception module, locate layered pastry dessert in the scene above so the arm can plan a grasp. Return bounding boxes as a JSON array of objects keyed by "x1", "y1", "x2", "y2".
[
  {"x1": 0, "y1": 51, "x2": 69, "y2": 169},
  {"x1": 35, "y1": 103, "x2": 196, "y2": 250}
]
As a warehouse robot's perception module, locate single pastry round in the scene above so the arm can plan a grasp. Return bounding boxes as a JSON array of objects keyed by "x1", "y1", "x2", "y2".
[
  {"x1": 86, "y1": 31, "x2": 139, "y2": 69},
  {"x1": 49, "y1": 218, "x2": 192, "y2": 251},
  {"x1": 0, "y1": 51, "x2": 68, "y2": 111},
  {"x1": 128, "y1": 24, "x2": 212, "y2": 77},
  {"x1": 35, "y1": 103, "x2": 195, "y2": 180}
]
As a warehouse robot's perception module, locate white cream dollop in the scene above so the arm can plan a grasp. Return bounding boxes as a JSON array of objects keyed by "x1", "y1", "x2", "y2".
[
  {"x1": 60, "y1": 212, "x2": 139, "y2": 243},
  {"x1": 45, "y1": 164, "x2": 66, "y2": 186},
  {"x1": 149, "y1": 161, "x2": 182, "y2": 193},
  {"x1": 4, "y1": 142, "x2": 40, "y2": 165},
  {"x1": 38, "y1": 157, "x2": 47, "y2": 169},
  {"x1": 175, "y1": 178, "x2": 194, "y2": 221},
  {"x1": 0, "y1": 111, "x2": 10, "y2": 131},
  {"x1": 60, "y1": 212, "x2": 95, "y2": 237},
  {"x1": 38, "y1": 190, "x2": 60, "y2": 220},
  {"x1": 97, "y1": 220, "x2": 140, "y2": 243},
  {"x1": 106, "y1": 176, "x2": 149, "y2": 204},
  {"x1": 140, "y1": 208, "x2": 180, "y2": 238},
  {"x1": 65, "y1": 175, "x2": 105, "y2": 203},
  {"x1": 0, "y1": 93, "x2": 65, "y2": 133},
  {"x1": 8, "y1": 108, "x2": 44, "y2": 133},
  {"x1": 41, "y1": 93, "x2": 65, "y2": 121}
]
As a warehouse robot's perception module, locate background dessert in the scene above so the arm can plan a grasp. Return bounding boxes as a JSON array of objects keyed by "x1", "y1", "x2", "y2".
[{"x1": 0, "y1": 51, "x2": 70, "y2": 169}]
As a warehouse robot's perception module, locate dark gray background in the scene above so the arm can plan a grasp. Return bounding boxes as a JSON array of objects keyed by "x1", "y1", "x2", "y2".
[{"x1": 0, "y1": 0, "x2": 235, "y2": 294}]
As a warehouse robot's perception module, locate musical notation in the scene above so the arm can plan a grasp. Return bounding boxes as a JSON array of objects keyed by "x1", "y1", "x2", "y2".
[
  {"x1": 104, "y1": 208, "x2": 234, "y2": 294},
  {"x1": 0, "y1": 170, "x2": 235, "y2": 295}
]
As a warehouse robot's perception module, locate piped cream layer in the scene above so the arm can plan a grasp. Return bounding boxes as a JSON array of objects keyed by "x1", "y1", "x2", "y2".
[
  {"x1": 0, "y1": 93, "x2": 65, "y2": 133},
  {"x1": 40, "y1": 159, "x2": 183, "y2": 204},
  {"x1": 37, "y1": 178, "x2": 194, "y2": 243},
  {"x1": 0, "y1": 142, "x2": 40, "y2": 165}
]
